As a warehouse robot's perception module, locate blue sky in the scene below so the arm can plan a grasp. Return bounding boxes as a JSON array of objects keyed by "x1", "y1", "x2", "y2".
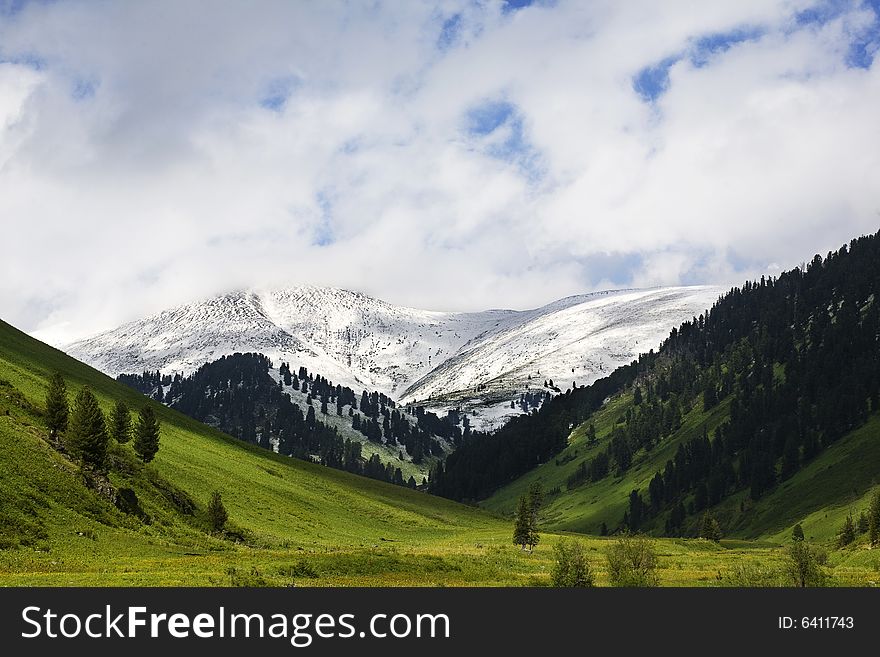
[{"x1": 0, "y1": 0, "x2": 878, "y2": 343}]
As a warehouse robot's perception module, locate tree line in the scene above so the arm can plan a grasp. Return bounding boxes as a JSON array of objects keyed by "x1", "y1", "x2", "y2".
[
  {"x1": 618, "y1": 232, "x2": 880, "y2": 535},
  {"x1": 432, "y1": 230, "x2": 880, "y2": 538},
  {"x1": 117, "y1": 353, "x2": 457, "y2": 489}
]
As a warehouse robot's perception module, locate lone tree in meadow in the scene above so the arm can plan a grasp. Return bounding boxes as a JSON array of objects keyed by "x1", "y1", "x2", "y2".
[
  {"x1": 134, "y1": 405, "x2": 160, "y2": 463},
  {"x1": 66, "y1": 387, "x2": 109, "y2": 470},
  {"x1": 512, "y1": 483, "x2": 544, "y2": 551},
  {"x1": 527, "y1": 482, "x2": 544, "y2": 550},
  {"x1": 792, "y1": 523, "x2": 805, "y2": 542},
  {"x1": 110, "y1": 400, "x2": 132, "y2": 444},
  {"x1": 513, "y1": 495, "x2": 532, "y2": 550},
  {"x1": 45, "y1": 371, "x2": 69, "y2": 439},
  {"x1": 208, "y1": 491, "x2": 228, "y2": 532}
]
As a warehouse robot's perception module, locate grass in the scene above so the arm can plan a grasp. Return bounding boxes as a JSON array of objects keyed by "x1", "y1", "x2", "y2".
[
  {"x1": 1, "y1": 317, "x2": 878, "y2": 586},
  {"x1": 483, "y1": 382, "x2": 880, "y2": 574},
  {"x1": 483, "y1": 391, "x2": 732, "y2": 534}
]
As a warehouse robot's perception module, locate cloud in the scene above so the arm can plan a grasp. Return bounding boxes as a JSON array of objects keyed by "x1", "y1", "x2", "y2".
[{"x1": 0, "y1": 0, "x2": 878, "y2": 346}]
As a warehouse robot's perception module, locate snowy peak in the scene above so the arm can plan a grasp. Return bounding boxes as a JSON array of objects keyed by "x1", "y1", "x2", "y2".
[{"x1": 64, "y1": 284, "x2": 723, "y2": 425}]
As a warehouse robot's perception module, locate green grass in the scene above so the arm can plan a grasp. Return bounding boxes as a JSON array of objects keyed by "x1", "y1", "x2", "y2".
[
  {"x1": 483, "y1": 392, "x2": 732, "y2": 534},
  {"x1": 2, "y1": 317, "x2": 878, "y2": 586},
  {"x1": 484, "y1": 381, "x2": 880, "y2": 556},
  {"x1": 0, "y1": 317, "x2": 516, "y2": 585}
]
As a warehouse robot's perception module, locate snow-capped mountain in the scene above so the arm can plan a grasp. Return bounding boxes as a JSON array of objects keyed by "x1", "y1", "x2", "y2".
[{"x1": 64, "y1": 284, "x2": 722, "y2": 428}]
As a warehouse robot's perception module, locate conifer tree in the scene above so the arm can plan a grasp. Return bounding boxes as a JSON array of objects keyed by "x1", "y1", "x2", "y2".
[
  {"x1": 66, "y1": 387, "x2": 109, "y2": 469},
  {"x1": 869, "y1": 490, "x2": 880, "y2": 547},
  {"x1": 134, "y1": 405, "x2": 160, "y2": 463},
  {"x1": 208, "y1": 491, "x2": 228, "y2": 532},
  {"x1": 527, "y1": 482, "x2": 544, "y2": 550},
  {"x1": 792, "y1": 523, "x2": 805, "y2": 542},
  {"x1": 45, "y1": 371, "x2": 69, "y2": 439},
  {"x1": 838, "y1": 514, "x2": 856, "y2": 547},
  {"x1": 586, "y1": 423, "x2": 597, "y2": 445},
  {"x1": 699, "y1": 511, "x2": 722, "y2": 542},
  {"x1": 110, "y1": 400, "x2": 132, "y2": 443},
  {"x1": 513, "y1": 495, "x2": 531, "y2": 550}
]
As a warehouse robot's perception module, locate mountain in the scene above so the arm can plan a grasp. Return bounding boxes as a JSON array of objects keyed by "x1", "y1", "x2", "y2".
[
  {"x1": 0, "y1": 316, "x2": 519, "y2": 585},
  {"x1": 63, "y1": 285, "x2": 721, "y2": 429},
  {"x1": 117, "y1": 354, "x2": 456, "y2": 483},
  {"x1": 435, "y1": 231, "x2": 880, "y2": 546},
  {"x1": 3, "y1": 310, "x2": 879, "y2": 586}
]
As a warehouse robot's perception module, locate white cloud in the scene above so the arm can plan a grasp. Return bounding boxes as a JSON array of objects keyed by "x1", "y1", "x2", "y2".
[{"x1": 0, "y1": 0, "x2": 878, "y2": 345}]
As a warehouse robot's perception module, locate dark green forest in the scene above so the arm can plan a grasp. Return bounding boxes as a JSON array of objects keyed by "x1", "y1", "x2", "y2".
[
  {"x1": 118, "y1": 354, "x2": 458, "y2": 488},
  {"x1": 432, "y1": 230, "x2": 880, "y2": 537}
]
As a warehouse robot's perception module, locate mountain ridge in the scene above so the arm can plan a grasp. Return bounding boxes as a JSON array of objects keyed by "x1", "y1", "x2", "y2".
[{"x1": 64, "y1": 284, "x2": 722, "y2": 428}]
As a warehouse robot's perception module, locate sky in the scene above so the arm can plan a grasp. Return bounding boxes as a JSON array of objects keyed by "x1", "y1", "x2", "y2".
[{"x1": 1, "y1": 0, "x2": 879, "y2": 345}]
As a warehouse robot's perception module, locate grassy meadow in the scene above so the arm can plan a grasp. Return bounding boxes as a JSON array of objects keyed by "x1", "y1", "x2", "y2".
[{"x1": 1, "y1": 318, "x2": 878, "y2": 586}]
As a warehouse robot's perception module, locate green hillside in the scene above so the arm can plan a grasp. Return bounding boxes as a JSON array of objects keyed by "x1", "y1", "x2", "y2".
[
  {"x1": 3, "y1": 316, "x2": 878, "y2": 587},
  {"x1": 0, "y1": 318, "x2": 522, "y2": 585},
  {"x1": 484, "y1": 390, "x2": 880, "y2": 547}
]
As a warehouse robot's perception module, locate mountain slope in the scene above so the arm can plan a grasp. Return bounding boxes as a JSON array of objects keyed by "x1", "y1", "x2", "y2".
[
  {"x1": 471, "y1": 231, "x2": 880, "y2": 546},
  {"x1": 5, "y1": 316, "x2": 879, "y2": 586},
  {"x1": 0, "y1": 317, "x2": 514, "y2": 585},
  {"x1": 63, "y1": 285, "x2": 721, "y2": 428}
]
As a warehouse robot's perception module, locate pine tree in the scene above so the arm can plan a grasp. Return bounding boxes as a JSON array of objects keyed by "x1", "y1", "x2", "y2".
[
  {"x1": 110, "y1": 400, "x2": 132, "y2": 443},
  {"x1": 66, "y1": 387, "x2": 109, "y2": 469},
  {"x1": 208, "y1": 491, "x2": 228, "y2": 532},
  {"x1": 869, "y1": 490, "x2": 880, "y2": 547},
  {"x1": 45, "y1": 371, "x2": 69, "y2": 439},
  {"x1": 792, "y1": 523, "x2": 805, "y2": 542},
  {"x1": 838, "y1": 514, "x2": 856, "y2": 547},
  {"x1": 699, "y1": 511, "x2": 722, "y2": 542},
  {"x1": 586, "y1": 423, "x2": 597, "y2": 445},
  {"x1": 526, "y1": 482, "x2": 544, "y2": 549},
  {"x1": 513, "y1": 495, "x2": 531, "y2": 550},
  {"x1": 134, "y1": 405, "x2": 160, "y2": 463}
]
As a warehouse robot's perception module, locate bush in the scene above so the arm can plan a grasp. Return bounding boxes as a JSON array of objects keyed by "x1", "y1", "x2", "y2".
[
  {"x1": 605, "y1": 534, "x2": 659, "y2": 587},
  {"x1": 551, "y1": 539, "x2": 595, "y2": 587},
  {"x1": 784, "y1": 542, "x2": 826, "y2": 587},
  {"x1": 227, "y1": 566, "x2": 269, "y2": 587},
  {"x1": 280, "y1": 561, "x2": 319, "y2": 579},
  {"x1": 725, "y1": 562, "x2": 781, "y2": 587}
]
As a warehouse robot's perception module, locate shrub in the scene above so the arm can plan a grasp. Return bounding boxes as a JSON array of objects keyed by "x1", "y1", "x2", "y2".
[
  {"x1": 605, "y1": 534, "x2": 659, "y2": 587},
  {"x1": 725, "y1": 562, "x2": 781, "y2": 587},
  {"x1": 784, "y1": 542, "x2": 826, "y2": 587},
  {"x1": 551, "y1": 539, "x2": 595, "y2": 587}
]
